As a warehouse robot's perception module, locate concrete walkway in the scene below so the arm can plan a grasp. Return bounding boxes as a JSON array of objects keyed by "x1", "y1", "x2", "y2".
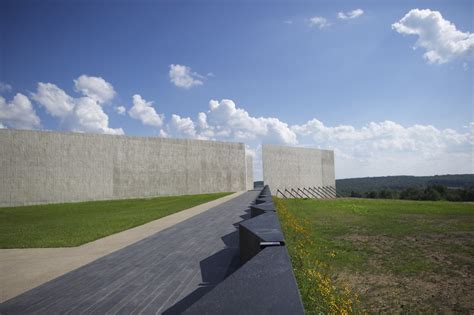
[
  {"x1": 0, "y1": 191, "x2": 244, "y2": 303},
  {"x1": 0, "y1": 190, "x2": 260, "y2": 314}
]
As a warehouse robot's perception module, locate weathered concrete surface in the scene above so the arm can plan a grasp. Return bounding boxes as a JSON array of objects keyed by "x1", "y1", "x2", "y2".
[
  {"x1": 0, "y1": 192, "x2": 244, "y2": 303},
  {"x1": 262, "y1": 144, "x2": 335, "y2": 194},
  {"x1": 0, "y1": 129, "x2": 247, "y2": 206},
  {"x1": 245, "y1": 154, "x2": 254, "y2": 190},
  {"x1": 0, "y1": 191, "x2": 260, "y2": 314}
]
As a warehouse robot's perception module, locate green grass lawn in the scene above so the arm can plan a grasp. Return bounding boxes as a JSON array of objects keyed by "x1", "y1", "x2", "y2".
[
  {"x1": 0, "y1": 192, "x2": 231, "y2": 248},
  {"x1": 275, "y1": 197, "x2": 474, "y2": 314}
]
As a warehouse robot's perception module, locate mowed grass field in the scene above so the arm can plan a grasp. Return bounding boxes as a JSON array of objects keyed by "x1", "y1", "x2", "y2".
[
  {"x1": 0, "y1": 192, "x2": 231, "y2": 248},
  {"x1": 275, "y1": 197, "x2": 474, "y2": 314}
]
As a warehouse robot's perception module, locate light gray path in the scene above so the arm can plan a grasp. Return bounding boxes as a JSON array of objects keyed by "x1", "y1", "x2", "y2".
[
  {"x1": 0, "y1": 190, "x2": 260, "y2": 314},
  {"x1": 0, "y1": 192, "x2": 244, "y2": 303}
]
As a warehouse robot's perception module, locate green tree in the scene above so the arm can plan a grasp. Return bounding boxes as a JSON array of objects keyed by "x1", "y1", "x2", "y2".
[
  {"x1": 422, "y1": 187, "x2": 441, "y2": 201},
  {"x1": 366, "y1": 191, "x2": 377, "y2": 199},
  {"x1": 400, "y1": 187, "x2": 423, "y2": 200},
  {"x1": 350, "y1": 191, "x2": 362, "y2": 198},
  {"x1": 378, "y1": 189, "x2": 394, "y2": 199},
  {"x1": 431, "y1": 184, "x2": 447, "y2": 196}
]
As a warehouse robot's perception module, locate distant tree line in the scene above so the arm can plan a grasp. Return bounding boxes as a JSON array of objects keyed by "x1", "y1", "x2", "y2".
[
  {"x1": 349, "y1": 185, "x2": 474, "y2": 202},
  {"x1": 337, "y1": 174, "x2": 474, "y2": 195},
  {"x1": 337, "y1": 174, "x2": 474, "y2": 202}
]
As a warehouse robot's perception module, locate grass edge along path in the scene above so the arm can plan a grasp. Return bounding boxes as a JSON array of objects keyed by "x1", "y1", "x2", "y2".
[
  {"x1": 0, "y1": 192, "x2": 232, "y2": 249},
  {"x1": 275, "y1": 197, "x2": 364, "y2": 315}
]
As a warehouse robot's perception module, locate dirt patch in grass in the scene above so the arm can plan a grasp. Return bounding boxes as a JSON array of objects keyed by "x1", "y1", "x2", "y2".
[
  {"x1": 337, "y1": 232, "x2": 474, "y2": 313},
  {"x1": 338, "y1": 272, "x2": 472, "y2": 313},
  {"x1": 279, "y1": 198, "x2": 474, "y2": 313}
]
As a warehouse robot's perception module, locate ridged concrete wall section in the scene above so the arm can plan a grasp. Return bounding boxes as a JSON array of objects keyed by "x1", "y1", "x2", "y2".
[
  {"x1": 0, "y1": 129, "x2": 247, "y2": 207},
  {"x1": 245, "y1": 155, "x2": 254, "y2": 190},
  {"x1": 262, "y1": 144, "x2": 335, "y2": 196}
]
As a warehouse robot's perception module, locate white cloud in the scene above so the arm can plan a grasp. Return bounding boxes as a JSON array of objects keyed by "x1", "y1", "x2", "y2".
[
  {"x1": 128, "y1": 94, "x2": 164, "y2": 127},
  {"x1": 162, "y1": 99, "x2": 297, "y2": 147},
  {"x1": 292, "y1": 119, "x2": 473, "y2": 178},
  {"x1": 196, "y1": 112, "x2": 215, "y2": 139},
  {"x1": 169, "y1": 64, "x2": 204, "y2": 89},
  {"x1": 392, "y1": 8, "x2": 474, "y2": 64},
  {"x1": 71, "y1": 97, "x2": 124, "y2": 135},
  {"x1": 115, "y1": 106, "x2": 126, "y2": 115},
  {"x1": 0, "y1": 93, "x2": 41, "y2": 129},
  {"x1": 309, "y1": 16, "x2": 330, "y2": 29},
  {"x1": 0, "y1": 82, "x2": 12, "y2": 93},
  {"x1": 158, "y1": 129, "x2": 169, "y2": 138},
  {"x1": 32, "y1": 77, "x2": 123, "y2": 135},
  {"x1": 201, "y1": 99, "x2": 297, "y2": 145},
  {"x1": 167, "y1": 114, "x2": 197, "y2": 138},
  {"x1": 74, "y1": 75, "x2": 116, "y2": 103},
  {"x1": 284, "y1": 20, "x2": 293, "y2": 24},
  {"x1": 32, "y1": 82, "x2": 75, "y2": 117},
  {"x1": 197, "y1": 112, "x2": 209, "y2": 129},
  {"x1": 337, "y1": 9, "x2": 364, "y2": 20}
]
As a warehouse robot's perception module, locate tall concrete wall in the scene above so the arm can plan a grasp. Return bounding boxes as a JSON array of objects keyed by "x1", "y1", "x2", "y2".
[
  {"x1": 262, "y1": 144, "x2": 335, "y2": 195},
  {"x1": 245, "y1": 155, "x2": 254, "y2": 190},
  {"x1": 0, "y1": 129, "x2": 247, "y2": 207}
]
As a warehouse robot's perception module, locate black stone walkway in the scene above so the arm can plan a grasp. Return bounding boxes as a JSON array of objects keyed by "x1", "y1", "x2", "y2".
[{"x1": 0, "y1": 191, "x2": 260, "y2": 314}]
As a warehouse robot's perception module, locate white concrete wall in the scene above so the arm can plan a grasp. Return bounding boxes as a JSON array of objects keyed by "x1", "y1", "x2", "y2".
[
  {"x1": 245, "y1": 155, "x2": 254, "y2": 190},
  {"x1": 0, "y1": 129, "x2": 247, "y2": 207},
  {"x1": 262, "y1": 144, "x2": 335, "y2": 195}
]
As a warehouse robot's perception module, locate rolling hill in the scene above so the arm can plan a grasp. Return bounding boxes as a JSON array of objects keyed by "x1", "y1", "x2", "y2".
[{"x1": 336, "y1": 174, "x2": 474, "y2": 197}]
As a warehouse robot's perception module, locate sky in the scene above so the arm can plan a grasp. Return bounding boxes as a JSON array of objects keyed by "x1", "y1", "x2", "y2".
[{"x1": 1, "y1": 0, "x2": 473, "y2": 180}]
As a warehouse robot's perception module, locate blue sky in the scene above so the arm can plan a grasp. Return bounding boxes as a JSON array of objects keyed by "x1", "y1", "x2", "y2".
[{"x1": 1, "y1": 0, "x2": 473, "y2": 179}]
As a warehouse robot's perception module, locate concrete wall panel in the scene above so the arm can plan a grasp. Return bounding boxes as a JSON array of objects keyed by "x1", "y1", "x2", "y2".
[
  {"x1": 0, "y1": 129, "x2": 247, "y2": 207},
  {"x1": 246, "y1": 155, "x2": 254, "y2": 190},
  {"x1": 262, "y1": 144, "x2": 335, "y2": 195},
  {"x1": 321, "y1": 149, "x2": 336, "y2": 187}
]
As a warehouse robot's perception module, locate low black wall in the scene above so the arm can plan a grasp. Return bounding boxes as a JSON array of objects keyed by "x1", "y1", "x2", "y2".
[{"x1": 184, "y1": 186, "x2": 304, "y2": 314}]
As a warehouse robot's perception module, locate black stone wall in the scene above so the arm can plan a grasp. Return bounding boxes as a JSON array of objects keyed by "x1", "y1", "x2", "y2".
[{"x1": 184, "y1": 186, "x2": 305, "y2": 314}]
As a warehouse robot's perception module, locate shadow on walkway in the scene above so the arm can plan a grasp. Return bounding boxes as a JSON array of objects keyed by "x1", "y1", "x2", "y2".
[{"x1": 162, "y1": 207, "x2": 252, "y2": 314}]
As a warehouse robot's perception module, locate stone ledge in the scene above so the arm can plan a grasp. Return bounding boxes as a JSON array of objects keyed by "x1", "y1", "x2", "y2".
[
  {"x1": 183, "y1": 186, "x2": 304, "y2": 314},
  {"x1": 250, "y1": 202, "x2": 276, "y2": 217},
  {"x1": 183, "y1": 246, "x2": 304, "y2": 315}
]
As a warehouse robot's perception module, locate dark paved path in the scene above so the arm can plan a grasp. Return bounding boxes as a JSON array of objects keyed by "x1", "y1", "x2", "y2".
[{"x1": 0, "y1": 190, "x2": 259, "y2": 314}]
